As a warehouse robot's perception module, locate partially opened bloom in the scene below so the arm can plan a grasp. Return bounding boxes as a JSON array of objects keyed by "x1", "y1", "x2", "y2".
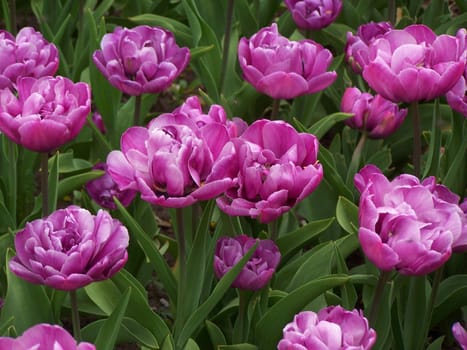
[
  {"x1": 0, "y1": 323, "x2": 95, "y2": 349},
  {"x1": 9, "y1": 206, "x2": 129, "y2": 291},
  {"x1": 238, "y1": 23, "x2": 337, "y2": 99},
  {"x1": 362, "y1": 24, "x2": 465, "y2": 103},
  {"x1": 446, "y1": 28, "x2": 467, "y2": 117},
  {"x1": 91, "y1": 111, "x2": 106, "y2": 133},
  {"x1": 340, "y1": 87, "x2": 407, "y2": 138},
  {"x1": 107, "y1": 98, "x2": 236, "y2": 207},
  {"x1": 93, "y1": 25, "x2": 190, "y2": 96},
  {"x1": 345, "y1": 21, "x2": 393, "y2": 74},
  {"x1": 214, "y1": 234, "x2": 280, "y2": 290},
  {"x1": 85, "y1": 162, "x2": 136, "y2": 210},
  {"x1": 355, "y1": 165, "x2": 465, "y2": 275},
  {"x1": 0, "y1": 76, "x2": 91, "y2": 152},
  {"x1": 0, "y1": 27, "x2": 59, "y2": 89},
  {"x1": 278, "y1": 306, "x2": 377, "y2": 349},
  {"x1": 453, "y1": 322, "x2": 467, "y2": 350},
  {"x1": 216, "y1": 119, "x2": 323, "y2": 223},
  {"x1": 284, "y1": 0, "x2": 343, "y2": 30}
]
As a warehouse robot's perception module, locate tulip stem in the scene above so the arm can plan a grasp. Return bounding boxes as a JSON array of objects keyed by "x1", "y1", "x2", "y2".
[
  {"x1": 7, "y1": 139, "x2": 17, "y2": 225},
  {"x1": 41, "y1": 152, "x2": 49, "y2": 216},
  {"x1": 346, "y1": 132, "x2": 367, "y2": 186},
  {"x1": 233, "y1": 290, "x2": 250, "y2": 343},
  {"x1": 410, "y1": 101, "x2": 422, "y2": 178},
  {"x1": 219, "y1": 0, "x2": 235, "y2": 97},
  {"x1": 270, "y1": 99, "x2": 280, "y2": 120},
  {"x1": 134, "y1": 95, "x2": 142, "y2": 126},
  {"x1": 70, "y1": 290, "x2": 81, "y2": 341},
  {"x1": 368, "y1": 270, "x2": 391, "y2": 326}
]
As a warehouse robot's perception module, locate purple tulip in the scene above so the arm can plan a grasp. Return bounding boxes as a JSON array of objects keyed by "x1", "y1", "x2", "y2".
[
  {"x1": 0, "y1": 323, "x2": 95, "y2": 349},
  {"x1": 214, "y1": 235, "x2": 280, "y2": 290},
  {"x1": 85, "y1": 162, "x2": 136, "y2": 210},
  {"x1": 215, "y1": 119, "x2": 323, "y2": 223},
  {"x1": 107, "y1": 98, "x2": 236, "y2": 207},
  {"x1": 453, "y1": 322, "x2": 467, "y2": 350},
  {"x1": 0, "y1": 76, "x2": 91, "y2": 152},
  {"x1": 284, "y1": 0, "x2": 343, "y2": 30},
  {"x1": 345, "y1": 21, "x2": 393, "y2": 74},
  {"x1": 278, "y1": 306, "x2": 377, "y2": 349},
  {"x1": 340, "y1": 87, "x2": 407, "y2": 138},
  {"x1": 354, "y1": 165, "x2": 466, "y2": 275},
  {"x1": 9, "y1": 206, "x2": 129, "y2": 291},
  {"x1": 237, "y1": 23, "x2": 337, "y2": 99},
  {"x1": 91, "y1": 111, "x2": 107, "y2": 133},
  {"x1": 362, "y1": 24, "x2": 465, "y2": 103},
  {"x1": 93, "y1": 25, "x2": 190, "y2": 96},
  {"x1": 0, "y1": 27, "x2": 59, "y2": 89},
  {"x1": 446, "y1": 28, "x2": 467, "y2": 117}
]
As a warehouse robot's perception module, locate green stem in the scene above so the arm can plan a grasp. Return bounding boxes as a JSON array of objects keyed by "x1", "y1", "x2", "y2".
[
  {"x1": 41, "y1": 152, "x2": 49, "y2": 217},
  {"x1": 268, "y1": 220, "x2": 279, "y2": 241},
  {"x1": 346, "y1": 132, "x2": 367, "y2": 186},
  {"x1": 388, "y1": 0, "x2": 396, "y2": 25},
  {"x1": 8, "y1": 0, "x2": 16, "y2": 35},
  {"x1": 410, "y1": 101, "x2": 422, "y2": 178},
  {"x1": 134, "y1": 95, "x2": 142, "y2": 126},
  {"x1": 70, "y1": 289, "x2": 81, "y2": 341},
  {"x1": 368, "y1": 270, "x2": 392, "y2": 326},
  {"x1": 219, "y1": 0, "x2": 234, "y2": 96},
  {"x1": 233, "y1": 290, "x2": 249, "y2": 343},
  {"x1": 175, "y1": 208, "x2": 186, "y2": 281},
  {"x1": 270, "y1": 99, "x2": 280, "y2": 120},
  {"x1": 7, "y1": 140, "x2": 17, "y2": 225}
]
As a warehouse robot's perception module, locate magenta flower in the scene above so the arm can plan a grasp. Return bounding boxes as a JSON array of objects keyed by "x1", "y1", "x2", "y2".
[
  {"x1": 453, "y1": 322, "x2": 467, "y2": 350},
  {"x1": 0, "y1": 27, "x2": 59, "y2": 89},
  {"x1": 91, "y1": 111, "x2": 106, "y2": 133},
  {"x1": 340, "y1": 87, "x2": 407, "y2": 138},
  {"x1": 0, "y1": 323, "x2": 95, "y2": 349},
  {"x1": 214, "y1": 234, "x2": 280, "y2": 290},
  {"x1": 345, "y1": 21, "x2": 393, "y2": 74},
  {"x1": 0, "y1": 76, "x2": 91, "y2": 152},
  {"x1": 92, "y1": 25, "x2": 190, "y2": 96},
  {"x1": 85, "y1": 162, "x2": 136, "y2": 210},
  {"x1": 9, "y1": 206, "x2": 129, "y2": 291},
  {"x1": 362, "y1": 24, "x2": 465, "y2": 103},
  {"x1": 107, "y1": 98, "x2": 236, "y2": 207},
  {"x1": 284, "y1": 0, "x2": 342, "y2": 30},
  {"x1": 354, "y1": 165, "x2": 466, "y2": 275},
  {"x1": 446, "y1": 28, "x2": 467, "y2": 117},
  {"x1": 278, "y1": 306, "x2": 377, "y2": 349},
  {"x1": 238, "y1": 23, "x2": 337, "y2": 99},
  {"x1": 216, "y1": 119, "x2": 323, "y2": 223}
]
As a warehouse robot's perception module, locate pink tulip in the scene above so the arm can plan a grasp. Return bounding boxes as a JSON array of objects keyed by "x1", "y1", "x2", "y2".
[
  {"x1": 284, "y1": 0, "x2": 343, "y2": 30},
  {"x1": 453, "y1": 322, "x2": 467, "y2": 350}
]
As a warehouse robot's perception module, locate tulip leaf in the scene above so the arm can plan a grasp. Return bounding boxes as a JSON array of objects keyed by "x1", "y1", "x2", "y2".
[
  {"x1": 423, "y1": 99, "x2": 442, "y2": 178},
  {"x1": 255, "y1": 275, "x2": 350, "y2": 350},
  {"x1": 183, "y1": 338, "x2": 200, "y2": 350},
  {"x1": 48, "y1": 151, "x2": 93, "y2": 174},
  {"x1": 161, "y1": 334, "x2": 175, "y2": 350},
  {"x1": 426, "y1": 336, "x2": 445, "y2": 350},
  {"x1": 219, "y1": 345, "x2": 258, "y2": 350},
  {"x1": 85, "y1": 279, "x2": 122, "y2": 316},
  {"x1": 56, "y1": 170, "x2": 104, "y2": 199},
  {"x1": 205, "y1": 320, "x2": 227, "y2": 348},
  {"x1": 308, "y1": 112, "x2": 353, "y2": 140},
  {"x1": 94, "y1": 287, "x2": 131, "y2": 350},
  {"x1": 403, "y1": 276, "x2": 428, "y2": 350},
  {"x1": 114, "y1": 198, "x2": 178, "y2": 306},
  {"x1": 432, "y1": 274, "x2": 467, "y2": 326},
  {"x1": 1, "y1": 0, "x2": 11, "y2": 33},
  {"x1": 336, "y1": 196, "x2": 359, "y2": 235},
  {"x1": 176, "y1": 243, "x2": 258, "y2": 349},
  {"x1": 0, "y1": 249, "x2": 54, "y2": 334},
  {"x1": 318, "y1": 146, "x2": 354, "y2": 200}
]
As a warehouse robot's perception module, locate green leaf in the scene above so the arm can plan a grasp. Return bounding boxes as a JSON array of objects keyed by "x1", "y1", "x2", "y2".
[
  {"x1": 319, "y1": 146, "x2": 354, "y2": 200},
  {"x1": 48, "y1": 151, "x2": 93, "y2": 174},
  {"x1": 426, "y1": 336, "x2": 445, "y2": 350},
  {"x1": 176, "y1": 243, "x2": 258, "y2": 349},
  {"x1": 423, "y1": 99, "x2": 442, "y2": 178},
  {"x1": 205, "y1": 320, "x2": 227, "y2": 348},
  {"x1": 403, "y1": 276, "x2": 428, "y2": 350},
  {"x1": 219, "y1": 345, "x2": 258, "y2": 350},
  {"x1": 114, "y1": 198, "x2": 177, "y2": 305},
  {"x1": 85, "y1": 279, "x2": 123, "y2": 315},
  {"x1": 57, "y1": 170, "x2": 104, "y2": 199},
  {"x1": 255, "y1": 275, "x2": 350, "y2": 350},
  {"x1": 308, "y1": 112, "x2": 353, "y2": 140},
  {"x1": 432, "y1": 274, "x2": 467, "y2": 326},
  {"x1": 94, "y1": 288, "x2": 132, "y2": 350},
  {"x1": 336, "y1": 196, "x2": 359, "y2": 235},
  {"x1": 183, "y1": 338, "x2": 200, "y2": 350}
]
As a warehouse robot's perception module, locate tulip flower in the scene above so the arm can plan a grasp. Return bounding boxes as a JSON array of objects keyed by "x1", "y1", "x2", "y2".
[
  {"x1": 214, "y1": 235, "x2": 280, "y2": 290},
  {"x1": 284, "y1": 0, "x2": 343, "y2": 30},
  {"x1": 354, "y1": 165, "x2": 466, "y2": 275},
  {"x1": 9, "y1": 206, "x2": 129, "y2": 291},
  {"x1": 345, "y1": 21, "x2": 393, "y2": 74},
  {"x1": 85, "y1": 162, "x2": 136, "y2": 210},
  {"x1": 362, "y1": 24, "x2": 465, "y2": 103},
  {"x1": 91, "y1": 111, "x2": 107, "y2": 133},
  {"x1": 0, "y1": 323, "x2": 95, "y2": 349},
  {"x1": 238, "y1": 23, "x2": 337, "y2": 99},
  {"x1": 0, "y1": 27, "x2": 59, "y2": 89},
  {"x1": 0, "y1": 76, "x2": 91, "y2": 152},
  {"x1": 278, "y1": 306, "x2": 377, "y2": 349},
  {"x1": 93, "y1": 25, "x2": 190, "y2": 96},
  {"x1": 446, "y1": 28, "x2": 467, "y2": 117},
  {"x1": 107, "y1": 98, "x2": 236, "y2": 207},
  {"x1": 453, "y1": 322, "x2": 467, "y2": 350},
  {"x1": 215, "y1": 119, "x2": 323, "y2": 223},
  {"x1": 340, "y1": 87, "x2": 407, "y2": 138}
]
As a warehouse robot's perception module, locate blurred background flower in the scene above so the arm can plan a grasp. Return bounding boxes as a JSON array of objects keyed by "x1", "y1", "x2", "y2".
[
  {"x1": 453, "y1": 322, "x2": 467, "y2": 350},
  {"x1": 284, "y1": 0, "x2": 343, "y2": 30}
]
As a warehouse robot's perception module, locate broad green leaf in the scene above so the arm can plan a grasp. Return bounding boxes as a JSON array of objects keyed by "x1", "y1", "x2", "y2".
[
  {"x1": 183, "y1": 339, "x2": 200, "y2": 350},
  {"x1": 85, "y1": 279, "x2": 122, "y2": 316},
  {"x1": 432, "y1": 274, "x2": 467, "y2": 326},
  {"x1": 308, "y1": 112, "x2": 353, "y2": 140},
  {"x1": 319, "y1": 146, "x2": 354, "y2": 200},
  {"x1": 426, "y1": 336, "x2": 445, "y2": 350},
  {"x1": 161, "y1": 334, "x2": 175, "y2": 350},
  {"x1": 403, "y1": 276, "x2": 428, "y2": 350},
  {"x1": 205, "y1": 320, "x2": 227, "y2": 348},
  {"x1": 48, "y1": 151, "x2": 93, "y2": 174},
  {"x1": 336, "y1": 196, "x2": 359, "y2": 235},
  {"x1": 256, "y1": 275, "x2": 350, "y2": 350},
  {"x1": 94, "y1": 288, "x2": 132, "y2": 350},
  {"x1": 114, "y1": 198, "x2": 177, "y2": 305},
  {"x1": 57, "y1": 170, "x2": 104, "y2": 199}
]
